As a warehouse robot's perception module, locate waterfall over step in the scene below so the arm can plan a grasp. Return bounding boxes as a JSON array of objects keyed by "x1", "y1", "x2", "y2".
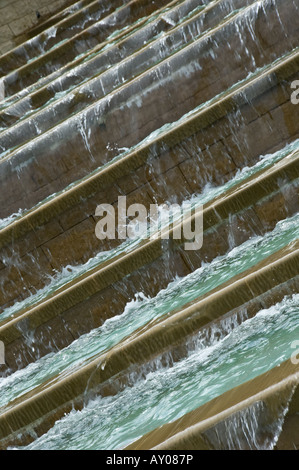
[{"x1": 0, "y1": 0, "x2": 298, "y2": 451}]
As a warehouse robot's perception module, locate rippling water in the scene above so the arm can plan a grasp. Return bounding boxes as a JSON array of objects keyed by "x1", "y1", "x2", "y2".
[
  {"x1": 1, "y1": 211, "x2": 298, "y2": 411},
  {"x1": 13, "y1": 293, "x2": 299, "y2": 450}
]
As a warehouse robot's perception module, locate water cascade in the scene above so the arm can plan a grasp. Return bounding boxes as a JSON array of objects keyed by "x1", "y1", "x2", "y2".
[{"x1": 0, "y1": 0, "x2": 298, "y2": 450}]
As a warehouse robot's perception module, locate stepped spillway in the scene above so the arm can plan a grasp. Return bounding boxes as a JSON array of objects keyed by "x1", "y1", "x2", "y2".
[{"x1": 0, "y1": 0, "x2": 298, "y2": 450}]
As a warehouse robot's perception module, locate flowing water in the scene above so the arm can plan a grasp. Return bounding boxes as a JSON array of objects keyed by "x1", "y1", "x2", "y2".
[
  {"x1": 0, "y1": 0, "x2": 203, "y2": 111},
  {"x1": 10, "y1": 293, "x2": 299, "y2": 450},
  {"x1": 1, "y1": 138, "x2": 297, "y2": 322},
  {"x1": 1, "y1": 210, "x2": 298, "y2": 408},
  {"x1": 0, "y1": 0, "x2": 298, "y2": 452},
  {"x1": 1, "y1": 99, "x2": 298, "y2": 448},
  {"x1": 203, "y1": 385, "x2": 295, "y2": 450}
]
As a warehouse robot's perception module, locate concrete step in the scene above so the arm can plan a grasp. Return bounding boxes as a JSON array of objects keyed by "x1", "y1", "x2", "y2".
[
  {"x1": 1, "y1": 0, "x2": 177, "y2": 97},
  {"x1": 0, "y1": 47, "x2": 298, "y2": 311},
  {"x1": 0, "y1": 0, "x2": 223, "y2": 131},
  {"x1": 0, "y1": 242, "x2": 298, "y2": 448},
  {"x1": 0, "y1": 0, "x2": 298, "y2": 450},
  {"x1": 0, "y1": 149, "x2": 298, "y2": 374},
  {"x1": 0, "y1": 0, "x2": 297, "y2": 219}
]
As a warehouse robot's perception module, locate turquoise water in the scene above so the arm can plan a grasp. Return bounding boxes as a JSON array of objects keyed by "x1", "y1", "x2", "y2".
[
  {"x1": 0, "y1": 0, "x2": 298, "y2": 452},
  {"x1": 14, "y1": 293, "x2": 299, "y2": 450},
  {"x1": 1, "y1": 211, "x2": 298, "y2": 411}
]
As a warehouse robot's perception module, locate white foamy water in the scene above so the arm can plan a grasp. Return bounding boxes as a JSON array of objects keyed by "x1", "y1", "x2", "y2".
[{"x1": 12, "y1": 293, "x2": 299, "y2": 450}]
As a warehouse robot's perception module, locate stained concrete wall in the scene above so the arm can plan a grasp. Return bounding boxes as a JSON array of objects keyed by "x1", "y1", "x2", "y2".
[
  {"x1": 0, "y1": 0, "x2": 75, "y2": 55},
  {"x1": 0, "y1": 0, "x2": 298, "y2": 217}
]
